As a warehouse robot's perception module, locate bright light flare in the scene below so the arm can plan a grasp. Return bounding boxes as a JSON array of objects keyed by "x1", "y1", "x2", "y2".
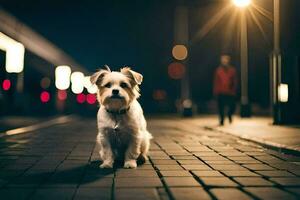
[
  {"x1": 76, "y1": 93, "x2": 86, "y2": 104},
  {"x1": 278, "y1": 84, "x2": 288, "y2": 103},
  {"x1": 232, "y1": 0, "x2": 251, "y2": 8},
  {"x1": 71, "y1": 72, "x2": 84, "y2": 94},
  {"x1": 55, "y1": 65, "x2": 71, "y2": 90}
]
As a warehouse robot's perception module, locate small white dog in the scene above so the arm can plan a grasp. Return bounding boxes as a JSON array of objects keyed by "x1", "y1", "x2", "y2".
[{"x1": 90, "y1": 66, "x2": 152, "y2": 169}]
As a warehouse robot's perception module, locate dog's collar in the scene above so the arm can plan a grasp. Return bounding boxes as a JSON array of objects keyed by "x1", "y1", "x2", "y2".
[{"x1": 105, "y1": 107, "x2": 130, "y2": 115}]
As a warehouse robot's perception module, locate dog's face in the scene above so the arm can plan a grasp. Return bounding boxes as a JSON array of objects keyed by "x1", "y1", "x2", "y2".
[{"x1": 90, "y1": 67, "x2": 143, "y2": 111}]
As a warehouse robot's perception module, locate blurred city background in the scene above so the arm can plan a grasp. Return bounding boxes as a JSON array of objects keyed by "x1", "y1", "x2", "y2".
[{"x1": 0, "y1": 0, "x2": 299, "y2": 123}]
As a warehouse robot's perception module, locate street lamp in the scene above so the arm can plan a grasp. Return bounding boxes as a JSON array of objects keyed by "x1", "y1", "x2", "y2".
[
  {"x1": 233, "y1": 0, "x2": 251, "y2": 8},
  {"x1": 233, "y1": 0, "x2": 252, "y2": 117}
]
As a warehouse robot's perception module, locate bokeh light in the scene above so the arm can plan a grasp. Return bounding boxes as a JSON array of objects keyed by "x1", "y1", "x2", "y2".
[
  {"x1": 40, "y1": 91, "x2": 50, "y2": 103},
  {"x1": 57, "y1": 90, "x2": 67, "y2": 101},
  {"x1": 86, "y1": 94, "x2": 97, "y2": 104},
  {"x1": 71, "y1": 71, "x2": 84, "y2": 94},
  {"x1": 40, "y1": 77, "x2": 51, "y2": 89},
  {"x1": 76, "y1": 93, "x2": 86, "y2": 104},
  {"x1": 153, "y1": 89, "x2": 167, "y2": 101},
  {"x1": 55, "y1": 65, "x2": 71, "y2": 90},
  {"x1": 172, "y1": 45, "x2": 188, "y2": 60},
  {"x1": 2, "y1": 79, "x2": 11, "y2": 91},
  {"x1": 168, "y1": 62, "x2": 185, "y2": 79}
]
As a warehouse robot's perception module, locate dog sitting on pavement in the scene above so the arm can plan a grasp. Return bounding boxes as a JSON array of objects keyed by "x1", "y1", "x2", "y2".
[{"x1": 90, "y1": 66, "x2": 152, "y2": 168}]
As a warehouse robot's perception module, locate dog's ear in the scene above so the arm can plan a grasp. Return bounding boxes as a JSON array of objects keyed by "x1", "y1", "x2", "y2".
[
  {"x1": 90, "y1": 65, "x2": 111, "y2": 85},
  {"x1": 121, "y1": 67, "x2": 143, "y2": 85}
]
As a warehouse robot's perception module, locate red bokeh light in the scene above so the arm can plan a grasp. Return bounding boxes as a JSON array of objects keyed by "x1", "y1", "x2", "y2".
[
  {"x1": 57, "y1": 90, "x2": 67, "y2": 101},
  {"x1": 2, "y1": 79, "x2": 11, "y2": 91},
  {"x1": 76, "y1": 93, "x2": 86, "y2": 104},
  {"x1": 86, "y1": 94, "x2": 97, "y2": 104},
  {"x1": 40, "y1": 91, "x2": 50, "y2": 103},
  {"x1": 168, "y1": 62, "x2": 185, "y2": 79},
  {"x1": 153, "y1": 89, "x2": 167, "y2": 100}
]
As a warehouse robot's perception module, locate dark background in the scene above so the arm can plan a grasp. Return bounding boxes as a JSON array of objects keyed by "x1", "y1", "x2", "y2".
[{"x1": 0, "y1": 0, "x2": 299, "y2": 115}]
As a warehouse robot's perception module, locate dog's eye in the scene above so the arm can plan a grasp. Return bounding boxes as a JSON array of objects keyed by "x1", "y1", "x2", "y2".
[
  {"x1": 104, "y1": 83, "x2": 111, "y2": 88},
  {"x1": 120, "y1": 82, "x2": 128, "y2": 88}
]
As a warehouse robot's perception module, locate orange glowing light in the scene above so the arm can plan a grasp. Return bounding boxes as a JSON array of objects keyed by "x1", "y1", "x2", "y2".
[
  {"x1": 172, "y1": 45, "x2": 188, "y2": 60},
  {"x1": 153, "y1": 89, "x2": 167, "y2": 100},
  {"x1": 168, "y1": 62, "x2": 185, "y2": 80}
]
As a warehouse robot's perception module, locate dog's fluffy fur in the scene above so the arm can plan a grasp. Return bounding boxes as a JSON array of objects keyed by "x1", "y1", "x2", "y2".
[{"x1": 90, "y1": 66, "x2": 152, "y2": 168}]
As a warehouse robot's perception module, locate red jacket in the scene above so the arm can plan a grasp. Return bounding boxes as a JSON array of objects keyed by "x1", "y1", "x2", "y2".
[{"x1": 213, "y1": 66, "x2": 238, "y2": 96}]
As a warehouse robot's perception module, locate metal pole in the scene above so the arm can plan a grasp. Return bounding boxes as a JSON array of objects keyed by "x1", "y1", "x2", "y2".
[
  {"x1": 240, "y1": 10, "x2": 250, "y2": 117},
  {"x1": 272, "y1": 0, "x2": 281, "y2": 124},
  {"x1": 174, "y1": 5, "x2": 192, "y2": 116}
]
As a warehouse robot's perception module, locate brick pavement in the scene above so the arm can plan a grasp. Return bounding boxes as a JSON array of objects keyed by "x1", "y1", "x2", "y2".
[{"x1": 0, "y1": 117, "x2": 299, "y2": 199}]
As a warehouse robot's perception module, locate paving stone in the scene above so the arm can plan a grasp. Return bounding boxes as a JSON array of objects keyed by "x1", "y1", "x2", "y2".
[
  {"x1": 80, "y1": 177, "x2": 113, "y2": 187},
  {"x1": 151, "y1": 159, "x2": 178, "y2": 165},
  {"x1": 177, "y1": 159, "x2": 205, "y2": 165},
  {"x1": 193, "y1": 152, "x2": 220, "y2": 157},
  {"x1": 116, "y1": 169, "x2": 158, "y2": 177},
  {"x1": 285, "y1": 188, "x2": 300, "y2": 196},
  {"x1": 155, "y1": 164, "x2": 183, "y2": 170},
  {"x1": 200, "y1": 177, "x2": 238, "y2": 187},
  {"x1": 210, "y1": 188, "x2": 252, "y2": 200},
  {"x1": 171, "y1": 155, "x2": 198, "y2": 160},
  {"x1": 270, "y1": 177, "x2": 300, "y2": 186},
  {"x1": 199, "y1": 156, "x2": 229, "y2": 161},
  {"x1": 185, "y1": 147, "x2": 212, "y2": 152},
  {"x1": 160, "y1": 170, "x2": 192, "y2": 177},
  {"x1": 74, "y1": 188, "x2": 110, "y2": 200},
  {"x1": 31, "y1": 188, "x2": 76, "y2": 200},
  {"x1": 245, "y1": 187, "x2": 298, "y2": 200},
  {"x1": 115, "y1": 177, "x2": 162, "y2": 187},
  {"x1": 210, "y1": 164, "x2": 247, "y2": 171},
  {"x1": 164, "y1": 177, "x2": 201, "y2": 186},
  {"x1": 222, "y1": 170, "x2": 260, "y2": 177},
  {"x1": 234, "y1": 177, "x2": 274, "y2": 186},
  {"x1": 0, "y1": 187, "x2": 34, "y2": 200},
  {"x1": 204, "y1": 160, "x2": 235, "y2": 165},
  {"x1": 243, "y1": 164, "x2": 275, "y2": 170},
  {"x1": 227, "y1": 156, "x2": 256, "y2": 161},
  {"x1": 192, "y1": 170, "x2": 224, "y2": 177},
  {"x1": 169, "y1": 187, "x2": 211, "y2": 200},
  {"x1": 181, "y1": 164, "x2": 212, "y2": 171},
  {"x1": 115, "y1": 188, "x2": 160, "y2": 200},
  {"x1": 256, "y1": 170, "x2": 296, "y2": 177}
]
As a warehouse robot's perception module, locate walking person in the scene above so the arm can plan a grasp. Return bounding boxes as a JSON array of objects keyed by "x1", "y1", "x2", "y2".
[{"x1": 213, "y1": 55, "x2": 238, "y2": 126}]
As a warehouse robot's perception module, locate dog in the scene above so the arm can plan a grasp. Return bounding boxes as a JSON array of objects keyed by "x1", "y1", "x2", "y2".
[{"x1": 90, "y1": 66, "x2": 152, "y2": 169}]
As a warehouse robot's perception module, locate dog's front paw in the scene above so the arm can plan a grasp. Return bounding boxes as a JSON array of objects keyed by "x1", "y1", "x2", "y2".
[
  {"x1": 100, "y1": 161, "x2": 113, "y2": 169},
  {"x1": 124, "y1": 160, "x2": 137, "y2": 168}
]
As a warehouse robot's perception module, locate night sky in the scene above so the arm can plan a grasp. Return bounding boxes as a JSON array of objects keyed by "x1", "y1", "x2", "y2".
[{"x1": 1, "y1": 0, "x2": 300, "y2": 113}]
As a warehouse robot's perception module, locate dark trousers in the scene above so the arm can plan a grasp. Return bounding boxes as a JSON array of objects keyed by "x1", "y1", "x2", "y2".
[{"x1": 217, "y1": 94, "x2": 236, "y2": 124}]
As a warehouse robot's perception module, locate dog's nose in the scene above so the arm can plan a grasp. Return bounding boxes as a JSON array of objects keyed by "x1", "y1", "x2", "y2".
[{"x1": 112, "y1": 89, "x2": 119, "y2": 95}]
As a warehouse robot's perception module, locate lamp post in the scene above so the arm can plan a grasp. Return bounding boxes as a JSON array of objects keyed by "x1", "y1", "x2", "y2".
[
  {"x1": 233, "y1": 0, "x2": 252, "y2": 117},
  {"x1": 174, "y1": 5, "x2": 193, "y2": 116},
  {"x1": 271, "y1": 0, "x2": 282, "y2": 124}
]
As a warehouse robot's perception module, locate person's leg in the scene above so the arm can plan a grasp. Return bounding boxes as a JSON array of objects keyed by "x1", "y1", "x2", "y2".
[
  {"x1": 217, "y1": 95, "x2": 225, "y2": 125},
  {"x1": 228, "y1": 95, "x2": 236, "y2": 123}
]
